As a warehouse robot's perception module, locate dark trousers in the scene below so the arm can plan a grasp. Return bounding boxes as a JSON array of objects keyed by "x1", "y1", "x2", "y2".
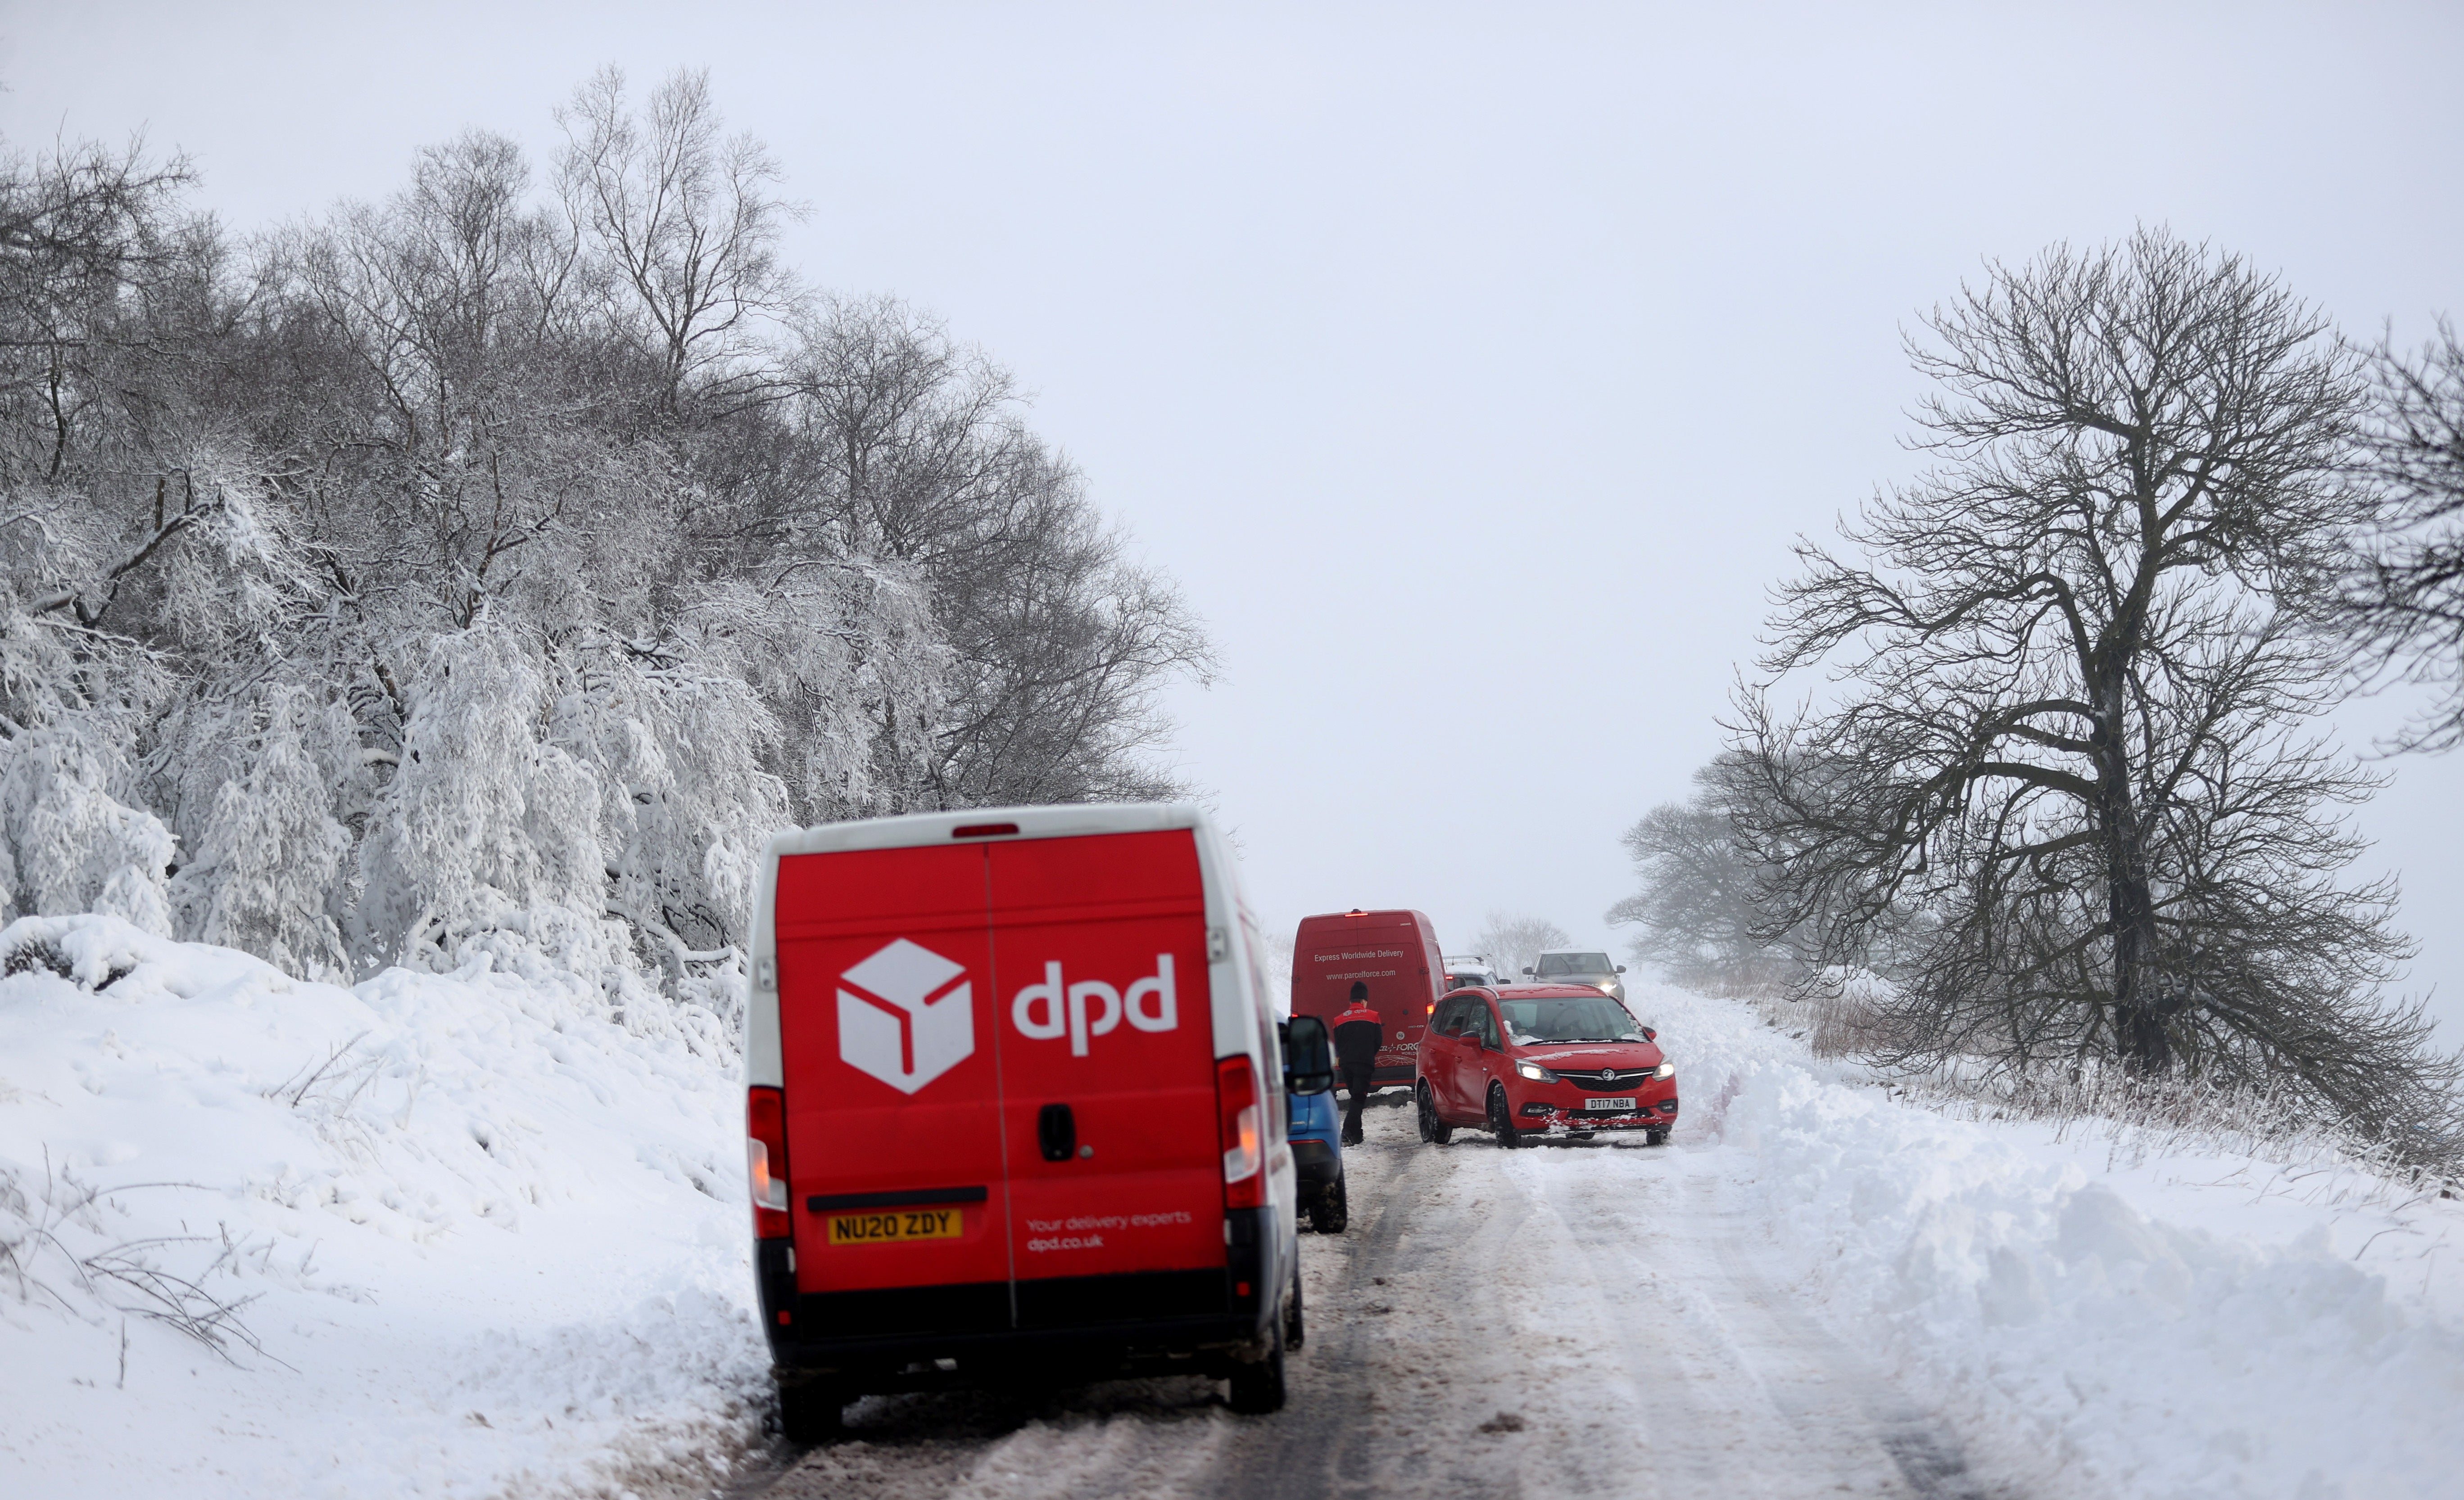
[{"x1": 1340, "y1": 1061, "x2": 1376, "y2": 1140}]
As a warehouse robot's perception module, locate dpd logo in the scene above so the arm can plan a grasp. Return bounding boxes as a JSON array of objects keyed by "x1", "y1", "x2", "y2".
[
  {"x1": 1011, "y1": 955, "x2": 1180, "y2": 1056},
  {"x1": 838, "y1": 938, "x2": 975, "y2": 1093}
]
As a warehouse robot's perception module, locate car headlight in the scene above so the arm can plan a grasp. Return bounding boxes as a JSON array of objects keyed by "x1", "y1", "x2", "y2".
[
  {"x1": 1653, "y1": 1062, "x2": 1675, "y2": 1079},
  {"x1": 1515, "y1": 1059, "x2": 1559, "y2": 1083}
]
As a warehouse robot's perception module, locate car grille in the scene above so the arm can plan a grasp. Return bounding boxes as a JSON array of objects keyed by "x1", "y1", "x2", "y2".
[{"x1": 1554, "y1": 1068, "x2": 1653, "y2": 1089}]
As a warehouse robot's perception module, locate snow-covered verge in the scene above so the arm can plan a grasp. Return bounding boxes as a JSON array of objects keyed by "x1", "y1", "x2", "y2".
[
  {"x1": 0, "y1": 915, "x2": 768, "y2": 1500},
  {"x1": 1631, "y1": 979, "x2": 2464, "y2": 1500}
]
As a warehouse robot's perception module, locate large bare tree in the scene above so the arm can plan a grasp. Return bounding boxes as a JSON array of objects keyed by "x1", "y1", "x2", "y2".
[{"x1": 1731, "y1": 230, "x2": 2453, "y2": 1145}]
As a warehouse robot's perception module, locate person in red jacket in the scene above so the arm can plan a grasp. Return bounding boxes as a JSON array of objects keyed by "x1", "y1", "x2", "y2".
[{"x1": 1332, "y1": 982, "x2": 1384, "y2": 1146}]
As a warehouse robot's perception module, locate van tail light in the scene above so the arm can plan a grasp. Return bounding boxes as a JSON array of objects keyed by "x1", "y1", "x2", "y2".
[
  {"x1": 747, "y1": 1086, "x2": 791, "y2": 1239},
  {"x1": 1217, "y1": 1055, "x2": 1264, "y2": 1209}
]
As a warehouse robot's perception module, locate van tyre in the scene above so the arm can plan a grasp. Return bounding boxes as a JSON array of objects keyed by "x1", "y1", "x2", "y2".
[
  {"x1": 1310, "y1": 1172, "x2": 1349, "y2": 1234},
  {"x1": 1284, "y1": 1264, "x2": 1306, "y2": 1350},
  {"x1": 1228, "y1": 1298, "x2": 1289, "y2": 1414},
  {"x1": 776, "y1": 1376, "x2": 849, "y2": 1443},
  {"x1": 1489, "y1": 1086, "x2": 1526, "y2": 1148},
  {"x1": 1416, "y1": 1083, "x2": 1453, "y2": 1146}
]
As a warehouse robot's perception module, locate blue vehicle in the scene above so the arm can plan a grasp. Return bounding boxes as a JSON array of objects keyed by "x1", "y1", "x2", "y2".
[
  {"x1": 1282, "y1": 1015, "x2": 1349, "y2": 1234},
  {"x1": 1287, "y1": 1087, "x2": 1348, "y2": 1233}
]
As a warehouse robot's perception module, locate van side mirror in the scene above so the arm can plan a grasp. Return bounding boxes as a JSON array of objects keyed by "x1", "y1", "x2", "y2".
[
  {"x1": 1282, "y1": 1015, "x2": 1334, "y2": 1096},
  {"x1": 1616, "y1": 965, "x2": 1626, "y2": 973},
  {"x1": 1521, "y1": 966, "x2": 1534, "y2": 977}
]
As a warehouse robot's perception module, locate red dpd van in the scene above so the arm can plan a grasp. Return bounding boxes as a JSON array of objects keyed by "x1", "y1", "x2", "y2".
[
  {"x1": 1290, "y1": 909, "x2": 1446, "y2": 1091},
  {"x1": 745, "y1": 804, "x2": 1304, "y2": 1435}
]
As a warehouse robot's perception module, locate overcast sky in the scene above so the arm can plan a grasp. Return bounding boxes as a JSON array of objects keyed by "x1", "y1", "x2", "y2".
[{"x1": 7, "y1": 2, "x2": 2460, "y2": 1029}]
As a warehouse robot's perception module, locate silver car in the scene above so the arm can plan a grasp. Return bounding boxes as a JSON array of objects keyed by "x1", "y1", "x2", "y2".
[
  {"x1": 1523, "y1": 949, "x2": 1627, "y2": 1004},
  {"x1": 1441, "y1": 953, "x2": 1501, "y2": 991}
]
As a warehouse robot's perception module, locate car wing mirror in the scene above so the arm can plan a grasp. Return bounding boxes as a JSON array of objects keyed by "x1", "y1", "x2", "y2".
[
  {"x1": 1284, "y1": 1014, "x2": 1334, "y2": 1096},
  {"x1": 1642, "y1": 1027, "x2": 1657, "y2": 1042},
  {"x1": 1616, "y1": 965, "x2": 1627, "y2": 973}
]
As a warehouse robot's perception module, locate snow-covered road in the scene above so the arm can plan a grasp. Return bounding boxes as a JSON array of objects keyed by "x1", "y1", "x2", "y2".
[
  {"x1": 751, "y1": 1094, "x2": 1988, "y2": 1500},
  {"x1": 12, "y1": 929, "x2": 2457, "y2": 1500}
]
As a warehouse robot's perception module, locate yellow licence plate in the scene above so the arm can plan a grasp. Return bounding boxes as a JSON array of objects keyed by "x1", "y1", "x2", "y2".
[{"x1": 828, "y1": 1207, "x2": 964, "y2": 1246}]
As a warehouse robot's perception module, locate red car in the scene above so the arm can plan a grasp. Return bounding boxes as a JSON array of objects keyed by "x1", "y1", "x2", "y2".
[{"x1": 1414, "y1": 984, "x2": 1677, "y2": 1146}]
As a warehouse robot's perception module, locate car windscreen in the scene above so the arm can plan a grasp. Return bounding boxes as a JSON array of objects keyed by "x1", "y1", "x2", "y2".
[
  {"x1": 1498, "y1": 996, "x2": 1646, "y2": 1044},
  {"x1": 1535, "y1": 952, "x2": 1614, "y2": 975}
]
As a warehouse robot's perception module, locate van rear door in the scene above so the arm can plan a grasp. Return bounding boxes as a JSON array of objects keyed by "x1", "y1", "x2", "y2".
[
  {"x1": 1292, "y1": 910, "x2": 1442, "y2": 1082},
  {"x1": 773, "y1": 843, "x2": 1010, "y2": 1331},
  {"x1": 988, "y1": 829, "x2": 1224, "y2": 1324}
]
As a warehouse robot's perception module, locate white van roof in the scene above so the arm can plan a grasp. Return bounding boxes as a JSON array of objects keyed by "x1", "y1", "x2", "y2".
[{"x1": 763, "y1": 802, "x2": 1210, "y2": 857}]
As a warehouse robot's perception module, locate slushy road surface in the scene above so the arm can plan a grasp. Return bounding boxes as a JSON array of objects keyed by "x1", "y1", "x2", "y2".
[{"x1": 747, "y1": 1094, "x2": 1988, "y2": 1500}]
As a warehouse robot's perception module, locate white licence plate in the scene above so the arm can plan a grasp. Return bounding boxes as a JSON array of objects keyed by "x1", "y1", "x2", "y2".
[{"x1": 1585, "y1": 1096, "x2": 1639, "y2": 1111}]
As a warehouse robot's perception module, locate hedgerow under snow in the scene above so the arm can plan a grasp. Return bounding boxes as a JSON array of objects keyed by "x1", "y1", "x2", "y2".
[{"x1": 0, "y1": 915, "x2": 767, "y2": 1500}]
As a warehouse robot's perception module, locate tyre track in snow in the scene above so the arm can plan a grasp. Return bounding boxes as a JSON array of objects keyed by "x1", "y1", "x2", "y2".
[
  {"x1": 1206, "y1": 1101, "x2": 1992, "y2": 1499},
  {"x1": 741, "y1": 1094, "x2": 2001, "y2": 1500},
  {"x1": 1202, "y1": 1093, "x2": 1532, "y2": 1500},
  {"x1": 1529, "y1": 1159, "x2": 1989, "y2": 1498}
]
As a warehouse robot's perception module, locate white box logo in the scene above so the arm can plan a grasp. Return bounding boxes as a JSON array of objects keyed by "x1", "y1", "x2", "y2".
[{"x1": 838, "y1": 938, "x2": 975, "y2": 1093}]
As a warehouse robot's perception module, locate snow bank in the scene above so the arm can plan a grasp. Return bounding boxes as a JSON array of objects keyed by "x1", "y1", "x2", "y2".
[
  {"x1": 0, "y1": 915, "x2": 767, "y2": 1500},
  {"x1": 1634, "y1": 981, "x2": 2464, "y2": 1500}
]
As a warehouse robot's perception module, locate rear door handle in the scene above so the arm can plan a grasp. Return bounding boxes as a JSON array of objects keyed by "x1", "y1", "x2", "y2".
[{"x1": 1037, "y1": 1102, "x2": 1077, "y2": 1162}]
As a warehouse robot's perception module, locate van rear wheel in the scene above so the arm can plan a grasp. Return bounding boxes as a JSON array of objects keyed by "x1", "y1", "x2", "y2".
[
  {"x1": 1416, "y1": 1083, "x2": 1453, "y2": 1146},
  {"x1": 776, "y1": 1375, "x2": 849, "y2": 1443},
  {"x1": 1228, "y1": 1299, "x2": 1289, "y2": 1414}
]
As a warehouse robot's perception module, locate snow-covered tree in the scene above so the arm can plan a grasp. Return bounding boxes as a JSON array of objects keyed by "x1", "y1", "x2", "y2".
[
  {"x1": 0, "y1": 78, "x2": 1212, "y2": 1039},
  {"x1": 168, "y1": 686, "x2": 351, "y2": 977},
  {"x1": 0, "y1": 726, "x2": 175, "y2": 935}
]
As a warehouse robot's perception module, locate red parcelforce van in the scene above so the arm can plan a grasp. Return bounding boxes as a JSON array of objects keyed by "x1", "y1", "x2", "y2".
[
  {"x1": 1289, "y1": 909, "x2": 1446, "y2": 1092},
  {"x1": 745, "y1": 805, "x2": 1304, "y2": 1435}
]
